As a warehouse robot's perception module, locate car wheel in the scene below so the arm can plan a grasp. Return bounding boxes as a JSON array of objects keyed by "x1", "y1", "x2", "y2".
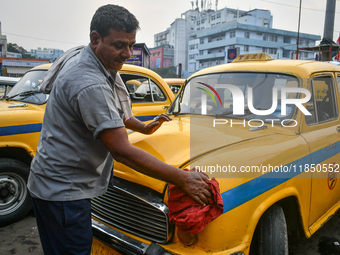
[
  {"x1": 256, "y1": 204, "x2": 289, "y2": 255},
  {"x1": 0, "y1": 158, "x2": 32, "y2": 226}
]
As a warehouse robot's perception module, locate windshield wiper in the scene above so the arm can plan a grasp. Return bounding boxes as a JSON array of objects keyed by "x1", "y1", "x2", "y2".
[{"x1": 5, "y1": 89, "x2": 40, "y2": 100}]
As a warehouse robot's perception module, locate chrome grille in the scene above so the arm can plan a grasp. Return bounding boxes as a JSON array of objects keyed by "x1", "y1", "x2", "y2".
[{"x1": 91, "y1": 178, "x2": 171, "y2": 243}]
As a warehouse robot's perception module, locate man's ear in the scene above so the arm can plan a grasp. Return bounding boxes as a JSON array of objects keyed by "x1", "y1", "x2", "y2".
[{"x1": 90, "y1": 30, "x2": 101, "y2": 47}]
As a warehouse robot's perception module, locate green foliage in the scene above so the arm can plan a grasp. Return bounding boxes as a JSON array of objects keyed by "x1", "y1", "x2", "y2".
[
  {"x1": 7, "y1": 43, "x2": 36, "y2": 59},
  {"x1": 151, "y1": 66, "x2": 177, "y2": 78}
]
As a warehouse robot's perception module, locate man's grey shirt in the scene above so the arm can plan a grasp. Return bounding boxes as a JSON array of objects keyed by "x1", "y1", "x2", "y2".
[{"x1": 28, "y1": 44, "x2": 125, "y2": 201}]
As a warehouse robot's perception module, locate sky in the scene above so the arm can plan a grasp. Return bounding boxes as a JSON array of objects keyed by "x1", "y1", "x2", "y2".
[{"x1": 0, "y1": 0, "x2": 339, "y2": 52}]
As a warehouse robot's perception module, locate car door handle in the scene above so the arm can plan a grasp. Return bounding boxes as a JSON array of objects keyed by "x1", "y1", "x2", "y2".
[
  {"x1": 337, "y1": 127, "x2": 340, "y2": 132},
  {"x1": 163, "y1": 106, "x2": 169, "y2": 110}
]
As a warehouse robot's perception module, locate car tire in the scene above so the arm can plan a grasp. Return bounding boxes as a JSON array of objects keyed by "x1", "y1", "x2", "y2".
[
  {"x1": 257, "y1": 204, "x2": 289, "y2": 255},
  {"x1": 0, "y1": 158, "x2": 32, "y2": 226}
]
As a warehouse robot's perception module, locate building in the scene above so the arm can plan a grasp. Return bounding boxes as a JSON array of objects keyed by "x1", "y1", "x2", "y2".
[
  {"x1": 125, "y1": 43, "x2": 151, "y2": 68},
  {"x1": 26, "y1": 47, "x2": 64, "y2": 62},
  {"x1": 149, "y1": 45, "x2": 174, "y2": 69},
  {"x1": 154, "y1": 9, "x2": 200, "y2": 75},
  {"x1": 0, "y1": 22, "x2": 7, "y2": 58},
  {"x1": 0, "y1": 57, "x2": 49, "y2": 77},
  {"x1": 154, "y1": 4, "x2": 321, "y2": 76}
]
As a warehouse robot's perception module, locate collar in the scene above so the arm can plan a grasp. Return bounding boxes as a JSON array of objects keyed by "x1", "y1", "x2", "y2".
[{"x1": 84, "y1": 44, "x2": 115, "y2": 84}]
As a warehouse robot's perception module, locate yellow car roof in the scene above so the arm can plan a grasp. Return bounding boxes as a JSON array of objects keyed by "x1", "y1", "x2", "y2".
[{"x1": 190, "y1": 53, "x2": 340, "y2": 80}]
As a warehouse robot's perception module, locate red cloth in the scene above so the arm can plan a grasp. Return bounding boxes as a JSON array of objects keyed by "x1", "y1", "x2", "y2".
[{"x1": 168, "y1": 169, "x2": 224, "y2": 235}]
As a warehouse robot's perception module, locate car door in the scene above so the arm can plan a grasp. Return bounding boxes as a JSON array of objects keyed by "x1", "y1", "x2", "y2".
[
  {"x1": 300, "y1": 73, "x2": 340, "y2": 230},
  {"x1": 119, "y1": 73, "x2": 173, "y2": 121}
]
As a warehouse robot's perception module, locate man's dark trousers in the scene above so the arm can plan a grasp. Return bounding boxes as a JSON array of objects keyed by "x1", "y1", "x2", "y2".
[{"x1": 32, "y1": 197, "x2": 92, "y2": 255}]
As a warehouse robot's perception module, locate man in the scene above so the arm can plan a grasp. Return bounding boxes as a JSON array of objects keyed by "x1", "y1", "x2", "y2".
[{"x1": 28, "y1": 4, "x2": 212, "y2": 255}]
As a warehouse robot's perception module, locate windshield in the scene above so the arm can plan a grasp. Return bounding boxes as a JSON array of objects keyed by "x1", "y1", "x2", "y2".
[
  {"x1": 170, "y1": 72, "x2": 301, "y2": 121},
  {"x1": 6, "y1": 70, "x2": 48, "y2": 104}
]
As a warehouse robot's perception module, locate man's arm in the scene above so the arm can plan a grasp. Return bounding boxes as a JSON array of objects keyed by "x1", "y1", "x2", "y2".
[
  {"x1": 98, "y1": 127, "x2": 212, "y2": 206},
  {"x1": 124, "y1": 114, "x2": 172, "y2": 135}
]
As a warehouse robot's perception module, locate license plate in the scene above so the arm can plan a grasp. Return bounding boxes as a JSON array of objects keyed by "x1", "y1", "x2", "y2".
[{"x1": 91, "y1": 238, "x2": 122, "y2": 255}]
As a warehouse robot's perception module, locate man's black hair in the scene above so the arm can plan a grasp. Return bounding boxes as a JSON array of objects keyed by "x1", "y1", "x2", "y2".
[{"x1": 90, "y1": 4, "x2": 140, "y2": 39}]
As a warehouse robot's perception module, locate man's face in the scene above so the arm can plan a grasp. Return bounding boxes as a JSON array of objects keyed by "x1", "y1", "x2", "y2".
[{"x1": 91, "y1": 28, "x2": 136, "y2": 71}]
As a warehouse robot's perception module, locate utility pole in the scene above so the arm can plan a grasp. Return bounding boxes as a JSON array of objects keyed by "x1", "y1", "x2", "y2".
[
  {"x1": 321, "y1": 0, "x2": 336, "y2": 61},
  {"x1": 296, "y1": 0, "x2": 302, "y2": 59}
]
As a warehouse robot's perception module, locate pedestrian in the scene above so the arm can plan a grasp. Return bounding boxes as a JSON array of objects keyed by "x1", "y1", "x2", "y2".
[{"x1": 27, "y1": 4, "x2": 212, "y2": 255}]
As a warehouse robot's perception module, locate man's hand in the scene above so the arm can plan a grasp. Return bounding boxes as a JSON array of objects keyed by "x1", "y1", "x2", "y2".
[
  {"x1": 177, "y1": 171, "x2": 212, "y2": 206},
  {"x1": 124, "y1": 114, "x2": 172, "y2": 135},
  {"x1": 143, "y1": 114, "x2": 172, "y2": 134}
]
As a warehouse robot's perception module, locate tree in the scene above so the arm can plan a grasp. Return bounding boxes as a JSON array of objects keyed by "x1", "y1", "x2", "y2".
[{"x1": 7, "y1": 43, "x2": 36, "y2": 59}]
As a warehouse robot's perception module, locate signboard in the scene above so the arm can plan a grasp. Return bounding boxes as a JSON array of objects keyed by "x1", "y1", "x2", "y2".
[
  {"x1": 6, "y1": 52, "x2": 22, "y2": 58},
  {"x1": 227, "y1": 48, "x2": 239, "y2": 63},
  {"x1": 163, "y1": 58, "x2": 172, "y2": 67},
  {"x1": 126, "y1": 48, "x2": 143, "y2": 66}
]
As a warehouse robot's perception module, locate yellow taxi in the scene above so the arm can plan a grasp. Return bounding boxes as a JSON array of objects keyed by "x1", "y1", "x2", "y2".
[
  {"x1": 91, "y1": 53, "x2": 340, "y2": 255},
  {"x1": 0, "y1": 63, "x2": 174, "y2": 226},
  {"x1": 0, "y1": 76, "x2": 20, "y2": 98},
  {"x1": 163, "y1": 78, "x2": 186, "y2": 94}
]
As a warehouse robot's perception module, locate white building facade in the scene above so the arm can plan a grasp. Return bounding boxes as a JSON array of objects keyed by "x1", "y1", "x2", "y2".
[
  {"x1": 0, "y1": 22, "x2": 7, "y2": 57},
  {"x1": 154, "y1": 7, "x2": 321, "y2": 76}
]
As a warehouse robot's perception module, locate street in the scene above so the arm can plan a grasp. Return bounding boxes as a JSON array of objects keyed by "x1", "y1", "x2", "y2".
[{"x1": 1, "y1": 209, "x2": 340, "y2": 255}]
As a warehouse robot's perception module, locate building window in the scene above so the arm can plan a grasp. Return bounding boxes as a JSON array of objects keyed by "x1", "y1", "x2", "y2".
[
  {"x1": 244, "y1": 45, "x2": 249, "y2": 52},
  {"x1": 200, "y1": 38, "x2": 204, "y2": 44},
  {"x1": 230, "y1": 31, "x2": 236, "y2": 38},
  {"x1": 269, "y1": 48, "x2": 277, "y2": 54},
  {"x1": 245, "y1": 32, "x2": 250, "y2": 38},
  {"x1": 217, "y1": 13, "x2": 221, "y2": 18},
  {"x1": 0, "y1": 45, "x2": 2, "y2": 52},
  {"x1": 270, "y1": 35, "x2": 278, "y2": 42},
  {"x1": 304, "y1": 52, "x2": 308, "y2": 58},
  {"x1": 229, "y1": 45, "x2": 235, "y2": 48},
  {"x1": 263, "y1": 34, "x2": 268, "y2": 41},
  {"x1": 211, "y1": 15, "x2": 216, "y2": 20},
  {"x1": 199, "y1": 50, "x2": 204, "y2": 55},
  {"x1": 197, "y1": 21, "x2": 200, "y2": 25}
]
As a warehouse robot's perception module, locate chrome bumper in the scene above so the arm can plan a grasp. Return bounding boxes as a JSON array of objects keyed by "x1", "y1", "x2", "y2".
[{"x1": 92, "y1": 219, "x2": 173, "y2": 255}]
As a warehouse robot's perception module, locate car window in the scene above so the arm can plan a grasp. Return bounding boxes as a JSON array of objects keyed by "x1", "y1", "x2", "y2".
[
  {"x1": 305, "y1": 75, "x2": 338, "y2": 125},
  {"x1": 120, "y1": 73, "x2": 166, "y2": 104},
  {"x1": 337, "y1": 75, "x2": 340, "y2": 94},
  {"x1": 5, "y1": 70, "x2": 48, "y2": 104},
  {"x1": 170, "y1": 72, "x2": 301, "y2": 122},
  {"x1": 169, "y1": 84, "x2": 182, "y2": 94}
]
